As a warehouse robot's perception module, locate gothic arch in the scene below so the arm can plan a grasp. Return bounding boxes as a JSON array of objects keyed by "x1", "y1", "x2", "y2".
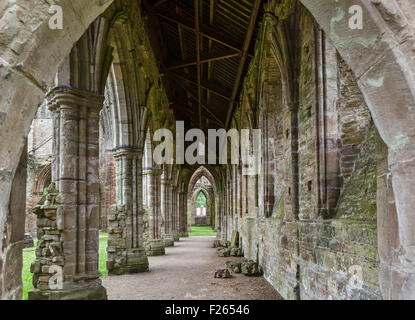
[
  {"x1": 33, "y1": 163, "x2": 52, "y2": 195},
  {"x1": 0, "y1": 0, "x2": 415, "y2": 300},
  {"x1": 186, "y1": 166, "x2": 218, "y2": 196}
]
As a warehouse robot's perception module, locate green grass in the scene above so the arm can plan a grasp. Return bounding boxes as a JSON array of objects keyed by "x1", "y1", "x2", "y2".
[
  {"x1": 22, "y1": 247, "x2": 36, "y2": 300},
  {"x1": 99, "y1": 233, "x2": 108, "y2": 277},
  {"x1": 22, "y1": 233, "x2": 109, "y2": 300},
  {"x1": 188, "y1": 226, "x2": 216, "y2": 237}
]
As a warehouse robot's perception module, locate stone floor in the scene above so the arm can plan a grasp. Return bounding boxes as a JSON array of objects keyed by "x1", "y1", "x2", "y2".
[{"x1": 103, "y1": 236, "x2": 282, "y2": 300}]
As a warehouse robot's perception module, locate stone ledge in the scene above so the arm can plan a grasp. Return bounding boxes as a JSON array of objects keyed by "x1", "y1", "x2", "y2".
[{"x1": 28, "y1": 284, "x2": 107, "y2": 300}]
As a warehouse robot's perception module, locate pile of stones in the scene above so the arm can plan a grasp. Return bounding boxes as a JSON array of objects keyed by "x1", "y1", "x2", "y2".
[
  {"x1": 31, "y1": 183, "x2": 65, "y2": 290},
  {"x1": 216, "y1": 245, "x2": 244, "y2": 257},
  {"x1": 229, "y1": 246, "x2": 243, "y2": 257},
  {"x1": 226, "y1": 260, "x2": 242, "y2": 273},
  {"x1": 241, "y1": 260, "x2": 260, "y2": 276},
  {"x1": 107, "y1": 204, "x2": 127, "y2": 275},
  {"x1": 216, "y1": 246, "x2": 231, "y2": 257},
  {"x1": 215, "y1": 240, "x2": 245, "y2": 258},
  {"x1": 225, "y1": 259, "x2": 261, "y2": 276},
  {"x1": 24, "y1": 233, "x2": 35, "y2": 248}
]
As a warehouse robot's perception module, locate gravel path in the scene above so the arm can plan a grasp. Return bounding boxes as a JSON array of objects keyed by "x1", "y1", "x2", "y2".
[{"x1": 102, "y1": 236, "x2": 282, "y2": 300}]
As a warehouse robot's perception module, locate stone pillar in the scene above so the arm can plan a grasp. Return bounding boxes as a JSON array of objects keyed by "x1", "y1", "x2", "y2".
[
  {"x1": 178, "y1": 191, "x2": 188, "y2": 237},
  {"x1": 106, "y1": 147, "x2": 148, "y2": 275},
  {"x1": 30, "y1": 87, "x2": 107, "y2": 300},
  {"x1": 161, "y1": 179, "x2": 174, "y2": 247},
  {"x1": 172, "y1": 187, "x2": 180, "y2": 242},
  {"x1": 144, "y1": 168, "x2": 165, "y2": 256}
]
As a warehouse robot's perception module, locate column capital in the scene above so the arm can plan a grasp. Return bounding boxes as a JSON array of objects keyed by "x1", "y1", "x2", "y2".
[
  {"x1": 143, "y1": 167, "x2": 163, "y2": 176},
  {"x1": 47, "y1": 86, "x2": 104, "y2": 113},
  {"x1": 112, "y1": 146, "x2": 143, "y2": 159}
]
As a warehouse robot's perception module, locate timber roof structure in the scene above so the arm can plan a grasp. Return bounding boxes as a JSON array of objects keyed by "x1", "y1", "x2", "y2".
[{"x1": 144, "y1": 0, "x2": 264, "y2": 129}]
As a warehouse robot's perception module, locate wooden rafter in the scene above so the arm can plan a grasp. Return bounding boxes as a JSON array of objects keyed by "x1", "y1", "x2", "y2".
[
  {"x1": 153, "y1": 0, "x2": 169, "y2": 8},
  {"x1": 167, "y1": 52, "x2": 239, "y2": 70},
  {"x1": 153, "y1": 9, "x2": 253, "y2": 56},
  {"x1": 208, "y1": 0, "x2": 217, "y2": 106},
  {"x1": 172, "y1": 101, "x2": 223, "y2": 127},
  {"x1": 225, "y1": 0, "x2": 262, "y2": 128},
  {"x1": 195, "y1": 0, "x2": 202, "y2": 129},
  {"x1": 167, "y1": 74, "x2": 225, "y2": 127},
  {"x1": 167, "y1": 69, "x2": 231, "y2": 101}
]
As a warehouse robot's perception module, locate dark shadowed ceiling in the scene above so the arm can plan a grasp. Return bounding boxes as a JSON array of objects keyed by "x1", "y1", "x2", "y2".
[{"x1": 143, "y1": 0, "x2": 264, "y2": 130}]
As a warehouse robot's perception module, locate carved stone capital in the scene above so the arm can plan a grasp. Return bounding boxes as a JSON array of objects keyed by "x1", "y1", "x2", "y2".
[
  {"x1": 112, "y1": 146, "x2": 143, "y2": 160},
  {"x1": 47, "y1": 86, "x2": 104, "y2": 113}
]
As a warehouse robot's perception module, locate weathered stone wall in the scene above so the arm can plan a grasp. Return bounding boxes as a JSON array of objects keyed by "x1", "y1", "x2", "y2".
[
  {"x1": 26, "y1": 102, "x2": 53, "y2": 235},
  {"x1": 225, "y1": 2, "x2": 388, "y2": 300}
]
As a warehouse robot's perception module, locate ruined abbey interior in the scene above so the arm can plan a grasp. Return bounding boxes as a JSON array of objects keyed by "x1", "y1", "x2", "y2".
[{"x1": 1, "y1": 0, "x2": 415, "y2": 301}]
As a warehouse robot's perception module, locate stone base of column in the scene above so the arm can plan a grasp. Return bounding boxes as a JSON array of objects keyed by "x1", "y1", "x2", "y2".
[
  {"x1": 29, "y1": 279, "x2": 107, "y2": 300},
  {"x1": 145, "y1": 239, "x2": 165, "y2": 256},
  {"x1": 180, "y1": 232, "x2": 189, "y2": 237},
  {"x1": 124, "y1": 248, "x2": 149, "y2": 274},
  {"x1": 163, "y1": 234, "x2": 175, "y2": 247},
  {"x1": 108, "y1": 247, "x2": 149, "y2": 275},
  {"x1": 173, "y1": 232, "x2": 180, "y2": 242}
]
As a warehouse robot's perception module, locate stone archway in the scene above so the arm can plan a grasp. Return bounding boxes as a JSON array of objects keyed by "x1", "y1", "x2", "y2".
[
  {"x1": 190, "y1": 187, "x2": 211, "y2": 227},
  {"x1": 186, "y1": 166, "x2": 221, "y2": 232}
]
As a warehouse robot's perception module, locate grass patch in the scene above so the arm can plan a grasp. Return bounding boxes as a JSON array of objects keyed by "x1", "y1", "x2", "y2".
[
  {"x1": 22, "y1": 247, "x2": 36, "y2": 300},
  {"x1": 22, "y1": 232, "x2": 109, "y2": 300},
  {"x1": 99, "y1": 233, "x2": 108, "y2": 277},
  {"x1": 189, "y1": 226, "x2": 216, "y2": 237}
]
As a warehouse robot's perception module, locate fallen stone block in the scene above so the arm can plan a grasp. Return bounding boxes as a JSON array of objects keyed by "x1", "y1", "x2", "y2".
[
  {"x1": 214, "y1": 268, "x2": 231, "y2": 278},
  {"x1": 230, "y1": 246, "x2": 244, "y2": 257},
  {"x1": 212, "y1": 240, "x2": 221, "y2": 248},
  {"x1": 241, "y1": 260, "x2": 260, "y2": 276},
  {"x1": 216, "y1": 247, "x2": 231, "y2": 257},
  {"x1": 226, "y1": 260, "x2": 242, "y2": 273}
]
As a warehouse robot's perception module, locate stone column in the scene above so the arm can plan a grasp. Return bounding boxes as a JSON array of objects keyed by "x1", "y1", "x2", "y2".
[
  {"x1": 144, "y1": 168, "x2": 165, "y2": 256},
  {"x1": 179, "y1": 191, "x2": 188, "y2": 237},
  {"x1": 107, "y1": 147, "x2": 148, "y2": 275},
  {"x1": 30, "y1": 87, "x2": 107, "y2": 300},
  {"x1": 172, "y1": 187, "x2": 180, "y2": 242},
  {"x1": 161, "y1": 179, "x2": 174, "y2": 247}
]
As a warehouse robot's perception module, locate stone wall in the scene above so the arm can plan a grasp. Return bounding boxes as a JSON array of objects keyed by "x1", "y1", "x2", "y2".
[
  {"x1": 226, "y1": 2, "x2": 388, "y2": 300},
  {"x1": 26, "y1": 102, "x2": 53, "y2": 235}
]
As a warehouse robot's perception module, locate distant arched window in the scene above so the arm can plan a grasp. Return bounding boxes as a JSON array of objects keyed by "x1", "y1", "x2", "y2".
[{"x1": 196, "y1": 191, "x2": 207, "y2": 216}]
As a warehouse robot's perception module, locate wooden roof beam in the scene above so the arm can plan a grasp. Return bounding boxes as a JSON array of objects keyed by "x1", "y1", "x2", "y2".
[
  {"x1": 167, "y1": 74, "x2": 225, "y2": 127},
  {"x1": 154, "y1": 9, "x2": 253, "y2": 57},
  {"x1": 153, "y1": 0, "x2": 169, "y2": 8},
  {"x1": 167, "y1": 52, "x2": 239, "y2": 70},
  {"x1": 172, "y1": 101, "x2": 223, "y2": 127},
  {"x1": 168, "y1": 70, "x2": 231, "y2": 101},
  {"x1": 225, "y1": 0, "x2": 262, "y2": 128},
  {"x1": 195, "y1": 0, "x2": 202, "y2": 129}
]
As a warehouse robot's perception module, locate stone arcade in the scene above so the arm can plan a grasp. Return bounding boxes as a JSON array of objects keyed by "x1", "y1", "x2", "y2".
[{"x1": 1, "y1": 0, "x2": 415, "y2": 300}]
